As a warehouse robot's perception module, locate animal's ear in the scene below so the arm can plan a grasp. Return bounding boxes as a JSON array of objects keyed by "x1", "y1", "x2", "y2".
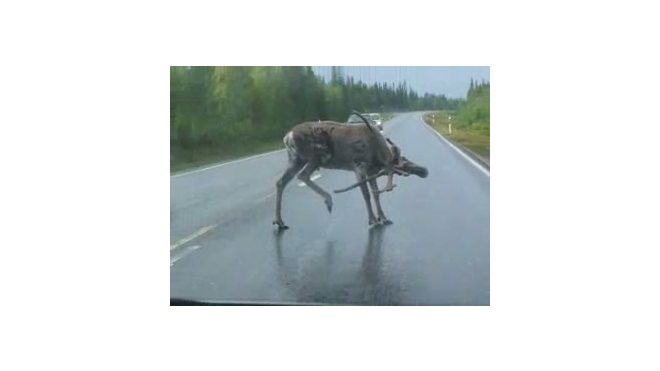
[{"x1": 394, "y1": 155, "x2": 410, "y2": 168}]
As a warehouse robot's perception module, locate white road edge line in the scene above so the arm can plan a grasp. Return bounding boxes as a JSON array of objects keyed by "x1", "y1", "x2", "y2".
[
  {"x1": 255, "y1": 192, "x2": 276, "y2": 203},
  {"x1": 170, "y1": 225, "x2": 217, "y2": 251},
  {"x1": 171, "y1": 148, "x2": 286, "y2": 178},
  {"x1": 421, "y1": 115, "x2": 490, "y2": 178},
  {"x1": 170, "y1": 245, "x2": 200, "y2": 266},
  {"x1": 298, "y1": 173, "x2": 321, "y2": 187}
]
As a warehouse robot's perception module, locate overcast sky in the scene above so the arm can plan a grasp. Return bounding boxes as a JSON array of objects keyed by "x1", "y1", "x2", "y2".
[{"x1": 311, "y1": 66, "x2": 490, "y2": 99}]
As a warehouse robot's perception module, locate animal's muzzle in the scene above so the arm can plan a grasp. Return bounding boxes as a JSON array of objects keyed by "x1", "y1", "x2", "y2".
[{"x1": 400, "y1": 163, "x2": 428, "y2": 178}]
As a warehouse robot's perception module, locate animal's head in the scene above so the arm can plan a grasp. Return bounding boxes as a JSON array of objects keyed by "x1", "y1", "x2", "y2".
[
  {"x1": 386, "y1": 138, "x2": 428, "y2": 179},
  {"x1": 395, "y1": 155, "x2": 429, "y2": 178},
  {"x1": 352, "y1": 110, "x2": 429, "y2": 179}
]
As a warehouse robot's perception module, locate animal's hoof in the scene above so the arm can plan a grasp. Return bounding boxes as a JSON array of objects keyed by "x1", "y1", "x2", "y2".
[
  {"x1": 273, "y1": 220, "x2": 289, "y2": 231},
  {"x1": 380, "y1": 218, "x2": 393, "y2": 225}
]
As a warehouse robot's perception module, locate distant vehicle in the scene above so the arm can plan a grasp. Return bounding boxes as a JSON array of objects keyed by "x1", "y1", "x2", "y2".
[
  {"x1": 368, "y1": 113, "x2": 383, "y2": 129},
  {"x1": 346, "y1": 113, "x2": 383, "y2": 131},
  {"x1": 346, "y1": 114, "x2": 363, "y2": 124}
]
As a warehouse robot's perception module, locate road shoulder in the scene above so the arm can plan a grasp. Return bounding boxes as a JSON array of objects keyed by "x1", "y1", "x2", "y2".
[{"x1": 421, "y1": 115, "x2": 490, "y2": 175}]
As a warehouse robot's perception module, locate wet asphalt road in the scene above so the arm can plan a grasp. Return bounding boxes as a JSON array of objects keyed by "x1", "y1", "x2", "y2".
[{"x1": 170, "y1": 112, "x2": 490, "y2": 305}]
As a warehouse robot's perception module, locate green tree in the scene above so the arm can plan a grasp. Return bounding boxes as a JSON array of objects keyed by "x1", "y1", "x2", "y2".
[{"x1": 171, "y1": 66, "x2": 467, "y2": 170}]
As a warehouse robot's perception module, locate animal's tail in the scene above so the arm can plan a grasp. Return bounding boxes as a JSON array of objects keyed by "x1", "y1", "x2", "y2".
[
  {"x1": 283, "y1": 131, "x2": 296, "y2": 154},
  {"x1": 283, "y1": 131, "x2": 302, "y2": 164}
]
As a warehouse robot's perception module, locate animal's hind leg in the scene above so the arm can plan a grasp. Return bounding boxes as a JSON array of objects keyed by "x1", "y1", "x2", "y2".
[
  {"x1": 298, "y1": 162, "x2": 333, "y2": 213},
  {"x1": 369, "y1": 178, "x2": 392, "y2": 225},
  {"x1": 274, "y1": 159, "x2": 305, "y2": 230}
]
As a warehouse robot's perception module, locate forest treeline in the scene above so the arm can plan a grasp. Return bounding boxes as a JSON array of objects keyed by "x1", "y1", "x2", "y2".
[{"x1": 170, "y1": 66, "x2": 464, "y2": 169}]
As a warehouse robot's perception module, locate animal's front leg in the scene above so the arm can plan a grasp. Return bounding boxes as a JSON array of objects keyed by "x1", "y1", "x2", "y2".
[
  {"x1": 368, "y1": 178, "x2": 392, "y2": 225},
  {"x1": 379, "y1": 141, "x2": 401, "y2": 193},
  {"x1": 354, "y1": 170, "x2": 378, "y2": 226},
  {"x1": 377, "y1": 169, "x2": 397, "y2": 193}
]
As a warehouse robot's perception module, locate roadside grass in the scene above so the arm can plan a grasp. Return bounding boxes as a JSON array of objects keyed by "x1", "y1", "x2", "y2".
[{"x1": 423, "y1": 111, "x2": 490, "y2": 159}]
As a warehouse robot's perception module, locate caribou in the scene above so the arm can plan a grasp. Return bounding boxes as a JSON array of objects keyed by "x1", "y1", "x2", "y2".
[{"x1": 273, "y1": 111, "x2": 428, "y2": 230}]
